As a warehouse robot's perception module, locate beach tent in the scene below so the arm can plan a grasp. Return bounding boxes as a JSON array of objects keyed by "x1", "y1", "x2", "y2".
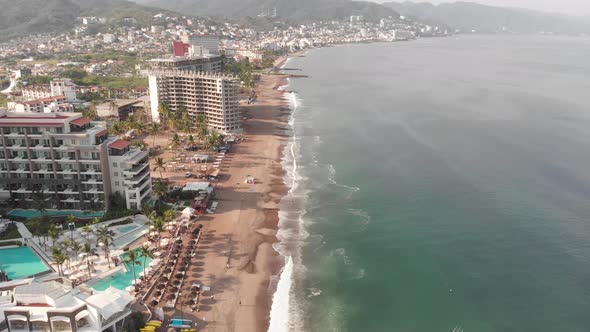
[{"x1": 245, "y1": 175, "x2": 255, "y2": 184}]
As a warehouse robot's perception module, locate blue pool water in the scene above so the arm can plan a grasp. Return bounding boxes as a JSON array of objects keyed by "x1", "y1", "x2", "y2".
[
  {"x1": 90, "y1": 248, "x2": 152, "y2": 291},
  {"x1": 117, "y1": 225, "x2": 138, "y2": 234},
  {"x1": 8, "y1": 209, "x2": 104, "y2": 220},
  {"x1": 0, "y1": 246, "x2": 50, "y2": 279}
]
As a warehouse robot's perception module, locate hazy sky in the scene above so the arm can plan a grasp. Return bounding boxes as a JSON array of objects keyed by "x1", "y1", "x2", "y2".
[{"x1": 374, "y1": 0, "x2": 590, "y2": 16}]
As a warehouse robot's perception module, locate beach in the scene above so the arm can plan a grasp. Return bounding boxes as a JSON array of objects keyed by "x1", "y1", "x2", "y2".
[{"x1": 154, "y1": 72, "x2": 291, "y2": 331}]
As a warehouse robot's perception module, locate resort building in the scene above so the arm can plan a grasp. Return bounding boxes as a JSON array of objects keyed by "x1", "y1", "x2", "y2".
[
  {"x1": 0, "y1": 111, "x2": 153, "y2": 211},
  {"x1": 13, "y1": 96, "x2": 74, "y2": 114},
  {"x1": 180, "y1": 34, "x2": 220, "y2": 55},
  {"x1": 148, "y1": 70, "x2": 241, "y2": 133},
  {"x1": 21, "y1": 79, "x2": 78, "y2": 103},
  {"x1": 0, "y1": 279, "x2": 134, "y2": 332}
]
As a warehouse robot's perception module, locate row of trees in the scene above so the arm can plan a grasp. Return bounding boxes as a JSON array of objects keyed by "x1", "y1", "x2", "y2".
[{"x1": 49, "y1": 216, "x2": 154, "y2": 283}]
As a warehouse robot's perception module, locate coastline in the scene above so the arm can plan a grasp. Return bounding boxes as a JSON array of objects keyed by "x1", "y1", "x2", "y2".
[{"x1": 168, "y1": 71, "x2": 292, "y2": 331}]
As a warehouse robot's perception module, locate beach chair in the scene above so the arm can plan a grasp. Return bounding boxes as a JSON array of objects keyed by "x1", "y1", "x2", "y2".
[{"x1": 146, "y1": 322, "x2": 161, "y2": 327}]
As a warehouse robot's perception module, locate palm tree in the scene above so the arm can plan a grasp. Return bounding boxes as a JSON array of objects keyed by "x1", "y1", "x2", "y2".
[
  {"x1": 163, "y1": 209, "x2": 176, "y2": 225},
  {"x1": 124, "y1": 249, "x2": 141, "y2": 284},
  {"x1": 48, "y1": 224, "x2": 60, "y2": 247},
  {"x1": 139, "y1": 246, "x2": 154, "y2": 276},
  {"x1": 158, "y1": 102, "x2": 171, "y2": 128},
  {"x1": 81, "y1": 242, "x2": 98, "y2": 278},
  {"x1": 96, "y1": 226, "x2": 115, "y2": 268},
  {"x1": 70, "y1": 241, "x2": 81, "y2": 266},
  {"x1": 180, "y1": 111, "x2": 193, "y2": 134},
  {"x1": 197, "y1": 125, "x2": 209, "y2": 142},
  {"x1": 131, "y1": 140, "x2": 147, "y2": 150},
  {"x1": 142, "y1": 204, "x2": 155, "y2": 218},
  {"x1": 147, "y1": 215, "x2": 165, "y2": 248},
  {"x1": 110, "y1": 122, "x2": 123, "y2": 136},
  {"x1": 170, "y1": 133, "x2": 181, "y2": 149},
  {"x1": 152, "y1": 180, "x2": 167, "y2": 200},
  {"x1": 150, "y1": 122, "x2": 160, "y2": 146},
  {"x1": 187, "y1": 134, "x2": 195, "y2": 147},
  {"x1": 153, "y1": 157, "x2": 166, "y2": 179},
  {"x1": 52, "y1": 248, "x2": 67, "y2": 277}
]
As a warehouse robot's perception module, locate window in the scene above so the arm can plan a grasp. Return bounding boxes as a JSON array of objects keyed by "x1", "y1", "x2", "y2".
[
  {"x1": 112, "y1": 162, "x2": 118, "y2": 167},
  {"x1": 114, "y1": 172, "x2": 119, "y2": 176},
  {"x1": 115, "y1": 181, "x2": 120, "y2": 186}
]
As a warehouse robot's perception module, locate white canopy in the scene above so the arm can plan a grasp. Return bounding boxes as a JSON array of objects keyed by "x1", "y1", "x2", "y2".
[
  {"x1": 183, "y1": 182, "x2": 212, "y2": 192},
  {"x1": 85, "y1": 287, "x2": 134, "y2": 320},
  {"x1": 181, "y1": 207, "x2": 195, "y2": 217}
]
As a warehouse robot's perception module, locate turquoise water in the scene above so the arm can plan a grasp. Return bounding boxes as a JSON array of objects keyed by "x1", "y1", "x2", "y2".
[
  {"x1": 118, "y1": 225, "x2": 138, "y2": 233},
  {"x1": 8, "y1": 209, "x2": 104, "y2": 220},
  {"x1": 279, "y1": 36, "x2": 590, "y2": 331},
  {"x1": 0, "y1": 246, "x2": 50, "y2": 279},
  {"x1": 91, "y1": 248, "x2": 152, "y2": 291}
]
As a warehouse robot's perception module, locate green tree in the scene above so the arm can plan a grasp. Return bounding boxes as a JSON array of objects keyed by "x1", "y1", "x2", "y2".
[
  {"x1": 152, "y1": 180, "x2": 167, "y2": 200},
  {"x1": 81, "y1": 242, "x2": 99, "y2": 278},
  {"x1": 170, "y1": 133, "x2": 181, "y2": 149},
  {"x1": 96, "y1": 226, "x2": 115, "y2": 268},
  {"x1": 139, "y1": 246, "x2": 154, "y2": 277},
  {"x1": 52, "y1": 248, "x2": 67, "y2": 277},
  {"x1": 153, "y1": 157, "x2": 165, "y2": 179},
  {"x1": 150, "y1": 122, "x2": 160, "y2": 146},
  {"x1": 48, "y1": 224, "x2": 60, "y2": 247},
  {"x1": 124, "y1": 249, "x2": 141, "y2": 283},
  {"x1": 158, "y1": 102, "x2": 171, "y2": 128}
]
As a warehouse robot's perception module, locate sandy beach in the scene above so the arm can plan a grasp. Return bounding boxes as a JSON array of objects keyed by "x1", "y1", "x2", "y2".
[{"x1": 141, "y1": 72, "x2": 292, "y2": 331}]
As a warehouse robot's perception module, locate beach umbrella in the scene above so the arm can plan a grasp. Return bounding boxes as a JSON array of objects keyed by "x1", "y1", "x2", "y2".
[
  {"x1": 156, "y1": 283, "x2": 166, "y2": 290},
  {"x1": 154, "y1": 290, "x2": 162, "y2": 297},
  {"x1": 150, "y1": 300, "x2": 159, "y2": 306},
  {"x1": 185, "y1": 299, "x2": 195, "y2": 305},
  {"x1": 172, "y1": 279, "x2": 181, "y2": 286},
  {"x1": 175, "y1": 239, "x2": 182, "y2": 244},
  {"x1": 132, "y1": 279, "x2": 140, "y2": 285},
  {"x1": 166, "y1": 294, "x2": 176, "y2": 300},
  {"x1": 158, "y1": 276, "x2": 169, "y2": 283},
  {"x1": 125, "y1": 286, "x2": 135, "y2": 292},
  {"x1": 153, "y1": 251, "x2": 162, "y2": 257},
  {"x1": 164, "y1": 268, "x2": 172, "y2": 274},
  {"x1": 175, "y1": 272, "x2": 184, "y2": 279}
]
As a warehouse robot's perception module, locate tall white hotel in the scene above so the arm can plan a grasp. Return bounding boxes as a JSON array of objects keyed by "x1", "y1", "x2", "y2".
[{"x1": 148, "y1": 44, "x2": 242, "y2": 133}]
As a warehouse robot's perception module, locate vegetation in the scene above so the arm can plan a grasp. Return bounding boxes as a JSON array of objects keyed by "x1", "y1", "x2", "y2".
[
  {"x1": 225, "y1": 57, "x2": 256, "y2": 88},
  {"x1": 124, "y1": 248, "x2": 141, "y2": 283},
  {"x1": 138, "y1": 246, "x2": 154, "y2": 277},
  {"x1": 0, "y1": 223, "x2": 21, "y2": 240},
  {"x1": 96, "y1": 225, "x2": 115, "y2": 268},
  {"x1": 0, "y1": 241, "x2": 22, "y2": 247}
]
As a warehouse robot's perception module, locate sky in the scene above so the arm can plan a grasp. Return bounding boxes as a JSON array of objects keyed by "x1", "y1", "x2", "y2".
[{"x1": 373, "y1": 0, "x2": 590, "y2": 16}]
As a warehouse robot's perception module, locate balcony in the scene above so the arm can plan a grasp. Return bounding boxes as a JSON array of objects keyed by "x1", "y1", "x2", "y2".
[{"x1": 123, "y1": 162, "x2": 149, "y2": 176}]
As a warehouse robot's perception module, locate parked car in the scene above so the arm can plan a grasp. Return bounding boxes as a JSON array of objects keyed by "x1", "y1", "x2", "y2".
[{"x1": 185, "y1": 172, "x2": 193, "y2": 178}]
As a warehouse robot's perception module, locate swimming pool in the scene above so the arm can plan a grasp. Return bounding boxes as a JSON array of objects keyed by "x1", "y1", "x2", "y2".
[
  {"x1": 8, "y1": 209, "x2": 105, "y2": 220},
  {"x1": 0, "y1": 246, "x2": 51, "y2": 279},
  {"x1": 117, "y1": 225, "x2": 138, "y2": 234},
  {"x1": 90, "y1": 248, "x2": 152, "y2": 291}
]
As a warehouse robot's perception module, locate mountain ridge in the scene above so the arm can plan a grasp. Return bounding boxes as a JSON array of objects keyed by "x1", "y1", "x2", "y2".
[
  {"x1": 135, "y1": 0, "x2": 400, "y2": 23},
  {"x1": 0, "y1": 0, "x2": 176, "y2": 42}
]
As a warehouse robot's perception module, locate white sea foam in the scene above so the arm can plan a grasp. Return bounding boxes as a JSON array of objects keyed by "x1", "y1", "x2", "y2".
[
  {"x1": 268, "y1": 81, "x2": 306, "y2": 332},
  {"x1": 268, "y1": 256, "x2": 295, "y2": 332}
]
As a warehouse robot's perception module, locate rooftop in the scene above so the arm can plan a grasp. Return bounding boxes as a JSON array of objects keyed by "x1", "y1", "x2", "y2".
[{"x1": 109, "y1": 139, "x2": 130, "y2": 150}]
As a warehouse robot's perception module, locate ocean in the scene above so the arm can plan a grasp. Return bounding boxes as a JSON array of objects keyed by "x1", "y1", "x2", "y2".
[{"x1": 270, "y1": 35, "x2": 590, "y2": 332}]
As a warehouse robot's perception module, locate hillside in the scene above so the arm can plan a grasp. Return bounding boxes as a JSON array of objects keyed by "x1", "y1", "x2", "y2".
[
  {"x1": 0, "y1": 0, "x2": 172, "y2": 41},
  {"x1": 382, "y1": 1, "x2": 590, "y2": 34},
  {"x1": 138, "y1": 0, "x2": 399, "y2": 23}
]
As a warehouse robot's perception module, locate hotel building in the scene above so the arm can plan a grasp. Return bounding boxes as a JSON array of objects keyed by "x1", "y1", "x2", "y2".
[
  {"x1": 0, "y1": 111, "x2": 152, "y2": 211},
  {"x1": 148, "y1": 70, "x2": 241, "y2": 132},
  {"x1": 0, "y1": 279, "x2": 134, "y2": 332},
  {"x1": 148, "y1": 51, "x2": 241, "y2": 133}
]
